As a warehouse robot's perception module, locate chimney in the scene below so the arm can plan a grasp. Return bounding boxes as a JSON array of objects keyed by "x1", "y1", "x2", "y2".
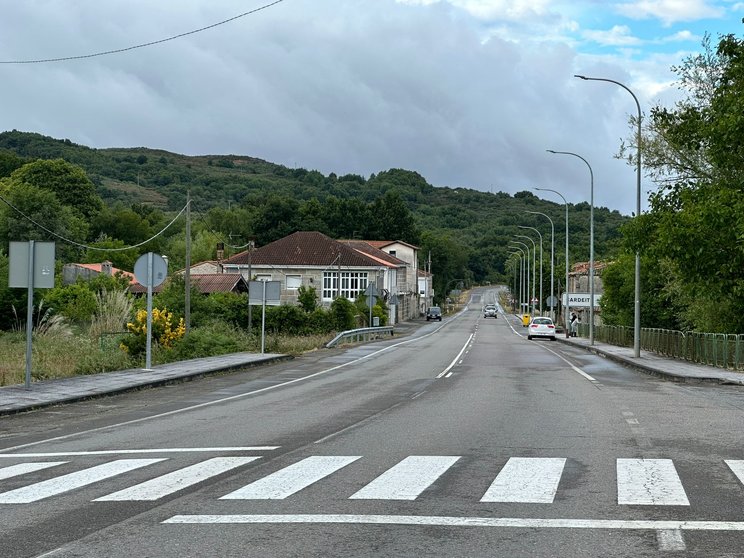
[{"x1": 101, "y1": 260, "x2": 113, "y2": 276}]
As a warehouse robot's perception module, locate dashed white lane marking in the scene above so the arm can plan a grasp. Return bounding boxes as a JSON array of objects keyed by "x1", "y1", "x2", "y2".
[
  {"x1": 437, "y1": 334, "x2": 474, "y2": 378},
  {"x1": 220, "y1": 456, "x2": 360, "y2": 500},
  {"x1": 617, "y1": 459, "x2": 689, "y2": 506},
  {"x1": 94, "y1": 457, "x2": 261, "y2": 501},
  {"x1": 657, "y1": 528, "x2": 687, "y2": 551},
  {"x1": 162, "y1": 514, "x2": 744, "y2": 531},
  {"x1": 0, "y1": 459, "x2": 165, "y2": 504},
  {"x1": 481, "y1": 458, "x2": 566, "y2": 503},
  {"x1": 349, "y1": 456, "x2": 460, "y2": 500}
]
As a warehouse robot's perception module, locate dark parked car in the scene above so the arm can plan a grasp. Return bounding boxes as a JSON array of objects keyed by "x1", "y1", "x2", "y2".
[{"x1": 426, "y1": 306, "x2": 442, "y2": 321}]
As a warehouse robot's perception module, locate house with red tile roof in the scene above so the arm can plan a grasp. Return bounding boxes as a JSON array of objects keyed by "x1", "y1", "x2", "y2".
[
  {"x1": 129, "y1": 273, "x2": 248, "y2": 295},
  {"x1": 222, "y1": 231, "x2": 407, "y2": 323}
]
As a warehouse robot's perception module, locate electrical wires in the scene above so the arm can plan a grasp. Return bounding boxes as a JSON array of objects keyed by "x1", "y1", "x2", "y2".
[{"x1": 0, "y1": 0, "x2": 287, "y2": 64}]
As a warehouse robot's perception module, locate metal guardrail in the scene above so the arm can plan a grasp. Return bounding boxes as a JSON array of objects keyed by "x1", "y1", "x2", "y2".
[
  {"x1": 326, "y1": 326, "x2": 395, "y2": 348},
  {"x1": 576, "y1": 324, "x2": 744, "y2": 371}
]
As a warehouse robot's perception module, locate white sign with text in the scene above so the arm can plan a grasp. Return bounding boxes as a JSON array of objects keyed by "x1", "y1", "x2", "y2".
[{"x1": 562, "y1": 293, "x2": 602, "y2": 308}]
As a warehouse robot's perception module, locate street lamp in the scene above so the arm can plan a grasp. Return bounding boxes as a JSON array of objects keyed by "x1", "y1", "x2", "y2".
[
  {"x1": 514, "y1": 235, "x2": 537, "y2": 315},
  {"x1": 509, "y1": 242, "x2": 530, "y2": 314},
  {"x1": 547, "y1": 149, "x2": 595, "y2": 345},
  {"x1": 519, "y1": 226, "x2": 543, "y2": 316},
  {"x1": 526, "y1": 211, "x2": 554, "y2": 321},
  {"x1": 534, "y1": 187, "x2": 570, "y2": 337},
  {"x1": 575, "y1": 74, "x2": 642, "y2": 357},
  {"x1": 507, "y1": 251, "x2": 524, "y2": 313}
]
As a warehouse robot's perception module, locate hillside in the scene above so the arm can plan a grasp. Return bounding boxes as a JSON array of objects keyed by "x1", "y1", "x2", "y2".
[{"x1": 0, "y1": 130, "x2": 628, "y2": 287}]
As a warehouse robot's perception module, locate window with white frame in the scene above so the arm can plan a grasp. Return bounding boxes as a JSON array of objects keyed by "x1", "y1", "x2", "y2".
[
  {"x1": 322, "y1": 271, "x2": 368, "y2": 300},
  {"x1": 286, "y1": 275, "x2": 302, "y2": 290},
  {"x1": 255, "y1": 274, "x2": 272, "y2": 282}
]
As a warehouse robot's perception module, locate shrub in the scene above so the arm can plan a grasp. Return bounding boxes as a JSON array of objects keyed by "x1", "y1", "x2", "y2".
[
  {"x1": 330, "y1": 297, "x2": 356, "y2": 331},
  {"x1": 164, "y1": 322, "x2": 253, "y2": 361},
  {"x1": 120, "y1": 307, "x2": 185, "y2": 357},
  {"x1": 297, "y1": 285, "x2": 318, "y2": 312}
]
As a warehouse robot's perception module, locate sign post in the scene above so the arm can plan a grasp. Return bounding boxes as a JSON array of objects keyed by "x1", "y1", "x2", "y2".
[
  {"x1": 134, "y1": 253, "x2": 168, "y2": 370},
  {"x1": 249, "y1": 280, "x2": 281, "y2": 353},
  {"x1": 9, "y1": 241, "x2": 55, "y2": 389}
]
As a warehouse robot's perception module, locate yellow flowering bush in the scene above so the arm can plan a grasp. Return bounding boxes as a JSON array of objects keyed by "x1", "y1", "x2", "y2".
[{"x1": 120, "y1": 307, "x2": 186, "y2": 356}]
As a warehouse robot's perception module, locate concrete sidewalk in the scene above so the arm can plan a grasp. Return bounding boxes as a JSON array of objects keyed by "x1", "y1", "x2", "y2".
[
  {"x1": 0, "y1": 352, "x2": 291, "y2": 416},
  {"x1": 558, "y1": 335, "x2": 744, "y2": 386}
]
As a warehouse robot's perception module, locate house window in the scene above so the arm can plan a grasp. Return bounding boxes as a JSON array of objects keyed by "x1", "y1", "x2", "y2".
[
  {"x1": 322, "y1": 271, "x2": 368, "y2": 301},
  {"x1": 286, "y1": 275, "x2": 302, "y2": 290},
  {"x1": 388, "y1": 250, "x2": 396, "y2": 257},
  {"x1": 255, "y1": 274, "x2": 272, "y2": 282}
]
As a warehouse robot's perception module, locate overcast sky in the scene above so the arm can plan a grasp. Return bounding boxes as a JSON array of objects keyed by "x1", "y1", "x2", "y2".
[{"x1": 1, "y1": 0, "x2": 741, "y2": 215}]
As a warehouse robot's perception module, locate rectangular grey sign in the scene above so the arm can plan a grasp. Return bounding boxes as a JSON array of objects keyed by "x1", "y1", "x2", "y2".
[
  {"x1": 9, "y1": 241, "x2": 56, "y2": 289},
  {"x1": 249, "y1": 280, "x2": 282, "y2": 306}
]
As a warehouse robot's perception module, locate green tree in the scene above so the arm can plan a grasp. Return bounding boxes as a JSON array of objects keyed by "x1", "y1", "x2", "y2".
[{"x1": 10, "y1": 159, "x2": 103, "y2": 218}]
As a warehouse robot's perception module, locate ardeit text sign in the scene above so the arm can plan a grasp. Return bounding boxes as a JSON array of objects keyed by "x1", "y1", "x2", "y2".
[{"x1": 562, "y1": 293, "x2": 602, "y2": 308}]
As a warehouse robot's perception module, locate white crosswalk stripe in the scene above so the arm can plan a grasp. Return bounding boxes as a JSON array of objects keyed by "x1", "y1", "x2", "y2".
[
  {"x1": 349, "y1": 456, "x2": 460, "y2": 500},
  {"x1": 220, "y1": 456, "x2": 361, "y2": 500},
  {"x1": 725, "y1": 460, "x2": 744, "y2": 485},
  {"x1": 0, "y1": 459, "x2": 165, "y2": 504},
  {"x1": 481, "y1": 457, "x2": 566, "y2": 503},
  {"x1": 0, "y1": 455, "x2": 741, "y2": 506},
  {"x1": 0, "y1": 462, "x2": 67, "y2": 481},
  {"x1": 616, "y1": 458, "x2": 690, "y2": 506},
  {"x1": 94, "y1": 457, "x2": 261, "y2": 501}
]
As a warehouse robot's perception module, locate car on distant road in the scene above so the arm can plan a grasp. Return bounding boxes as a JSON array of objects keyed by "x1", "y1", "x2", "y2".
[
  {"x1": 426, "y1": 306, "x2": 442, "y2": 321},
  {"x1": 483, "y1": 304, "x2": 497, "y2": 318},
  {"x1": 527, "y1": 316, "x2": 556, "y2": 340}
]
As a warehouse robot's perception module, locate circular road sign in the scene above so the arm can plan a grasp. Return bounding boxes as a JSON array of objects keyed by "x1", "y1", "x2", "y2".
[{"x1": 134, "y1": 253, "x2": 168, "y2": 287}]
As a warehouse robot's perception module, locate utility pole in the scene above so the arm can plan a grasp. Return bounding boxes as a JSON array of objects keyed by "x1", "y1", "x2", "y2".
[
  {"x1": 247, "y1": 240, "x2": 254, "y2": 331},
  {"x1": 184, "y1": 191, "x2": 191, "y2": 333}
]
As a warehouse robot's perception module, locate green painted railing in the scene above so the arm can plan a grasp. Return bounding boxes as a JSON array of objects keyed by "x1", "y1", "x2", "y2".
[{"x1": 575, "y1": 325, "x2": 744, "y2": 371}]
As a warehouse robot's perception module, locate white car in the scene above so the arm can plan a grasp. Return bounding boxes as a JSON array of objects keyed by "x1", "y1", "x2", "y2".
[
  {"x1": 527, "y1": 317, "x2": 556, "y2": 341},
  {"x1": 483, "y1": 304, "x2": 497, "y2": 318}
]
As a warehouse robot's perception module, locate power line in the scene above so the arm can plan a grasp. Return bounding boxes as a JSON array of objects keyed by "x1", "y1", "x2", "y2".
[
  {"x1": 0, "y1": 0, "x2": 287, "y2": 64},
  {"x1": 0, "y1": 189, "x2": 188, "y2": 251}
]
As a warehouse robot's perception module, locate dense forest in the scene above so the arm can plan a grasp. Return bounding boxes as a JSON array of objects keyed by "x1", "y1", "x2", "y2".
[{"x1": 0, "y1": 129, "x2": 627, "y2": 307}]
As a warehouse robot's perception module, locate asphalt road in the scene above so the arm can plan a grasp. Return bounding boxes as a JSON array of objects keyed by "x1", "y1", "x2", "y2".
[{"x1": 3, "y1": 288, "x2": 744, "y2": 557}]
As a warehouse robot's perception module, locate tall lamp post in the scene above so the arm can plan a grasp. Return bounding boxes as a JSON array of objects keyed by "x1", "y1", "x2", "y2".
[
  {"x1": 507, "y1": 251, "x2": 523, "y2": 313},
  {"x1": 514, "y1": 235, "x2": 537, "y2": 315},
  {"x1": 526, "y1": 211, "x2": 554, "y2": 321},
  {"x1": 547, "y1": 149, "x2": 595, "y2": 345},
  {"x1": 509, "y1": 242, "x2": 530, "y2": 314},
  {"x1": 575, "y1": 74, "x2": 642, "y2": 357},
  {"x1": 534, "y1": 187, "x2": 570, "y2": 337},
  {"x1": 519, "y1": 226, "x2": 543, "y2": 315}
]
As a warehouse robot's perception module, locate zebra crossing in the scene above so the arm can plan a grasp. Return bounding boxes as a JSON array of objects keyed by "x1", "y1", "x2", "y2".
[{"x1": 1, "y1": 454, "x2": 744, "y2": 507}]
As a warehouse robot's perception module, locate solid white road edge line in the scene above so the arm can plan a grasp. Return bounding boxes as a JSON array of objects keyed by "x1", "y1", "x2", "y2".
[
  {"x1": 437, "y1": 334, "x2": 474, "y2": 379},
  {"x1": 540, "y1": 345, "x2": 598, "y2": 383},
  {"x1": 1, "y1": 327, "x2": 445, "y2": 454},
  {"x1": 0, "y1": 447, "x2": 278, "y2": 457},
  {"x1": 161, "y1": 514, "x2": 744, "y2": 531}
]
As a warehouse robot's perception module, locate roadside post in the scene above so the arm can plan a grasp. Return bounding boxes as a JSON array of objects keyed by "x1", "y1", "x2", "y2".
[
  {"x1": 9, "y1": 241, "x2": 55, "y2": 389},
  {"x1": 364, "y1": 283, "x2": 379, "y2": 326},
  {"x1": 134, "y1": 252, "x2": 168, "y2": 370}
]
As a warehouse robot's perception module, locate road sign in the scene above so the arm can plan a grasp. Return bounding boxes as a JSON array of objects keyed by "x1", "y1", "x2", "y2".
[
  {"x1": 546, "y1": 295, "x2": 559, "y2": 308},
  {"x1": 134, "y1": 253, "x2": 168, "y2": 287}
]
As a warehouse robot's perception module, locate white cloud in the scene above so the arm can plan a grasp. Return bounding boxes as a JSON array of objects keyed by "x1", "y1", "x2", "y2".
[
  {"x1": 614, "y1": 0, "x2": 725, "y2": 26},
  {"x1": 583, "y1": 25, "x2": 644, "y2": 46},
  {"x1": 396, "y1": 0, "x2": 554, "y2": 20},
  {"x1": 659, "y1": 30, "x2": 701, "y2": 42}
]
